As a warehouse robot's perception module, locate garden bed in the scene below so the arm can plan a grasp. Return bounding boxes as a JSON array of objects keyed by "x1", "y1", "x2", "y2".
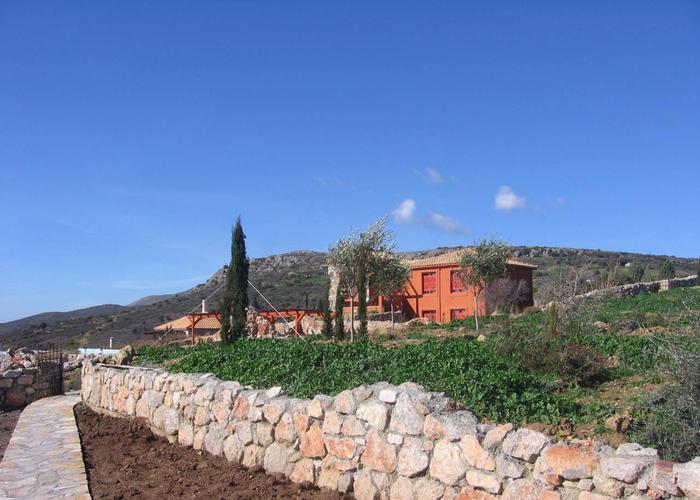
[
  {"x1": 74, "y1": 404, "x2": 349, "y2": 499},
  {"x1": 0, "y1": 409, "x2": 21, "y2": 460}
]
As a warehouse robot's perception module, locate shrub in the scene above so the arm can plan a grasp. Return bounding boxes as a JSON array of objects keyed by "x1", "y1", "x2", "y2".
[
  {"x1": 658, "y1": 260, "x2": 676, "y2": 280},
  {"x1": 634, "y1": 330, "x2": 700, "y2": 461}
]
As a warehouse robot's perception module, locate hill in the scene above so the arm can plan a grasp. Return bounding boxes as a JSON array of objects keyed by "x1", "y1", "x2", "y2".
[{"x1": 0, "y1": 247, "x2": 695, "y2": 350}]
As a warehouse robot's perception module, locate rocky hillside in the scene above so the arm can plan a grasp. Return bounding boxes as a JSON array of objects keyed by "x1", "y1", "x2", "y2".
[{"x1": 0, "y1": 247, "x2": 695, "y2": 350}]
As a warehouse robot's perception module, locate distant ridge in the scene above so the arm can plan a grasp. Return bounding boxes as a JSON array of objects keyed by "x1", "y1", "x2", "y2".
[{"x1": 128, "y1": 294, "x2": 174, "y2": 307}]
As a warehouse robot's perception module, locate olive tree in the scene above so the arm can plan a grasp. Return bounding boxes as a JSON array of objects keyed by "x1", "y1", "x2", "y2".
[
  {"x1": 373, "y1": 255, "x2": 411, "y2": 329},
  {"x1": 460, "y1": 237, "x2": 510, "y2": 331},
  {"x1": 327, "y1": 217, "x2": 395, "y2": 342}
]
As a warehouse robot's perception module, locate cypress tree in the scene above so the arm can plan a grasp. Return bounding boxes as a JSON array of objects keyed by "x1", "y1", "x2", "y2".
[
  {"x1": 334, "y1": 285, "x2": 345, "y2": 341},
  {"x1": 357, "y1": 271, "x2": 368, "y2": 340},
  {"x1": 220, "y1": 217, "x2": 249, "y2": 343}
]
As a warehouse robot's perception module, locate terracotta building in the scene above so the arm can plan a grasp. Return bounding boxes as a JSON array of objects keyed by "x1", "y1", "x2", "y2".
[{"x1": 336, "y1": 250, "x2": 537, "y2": 324}]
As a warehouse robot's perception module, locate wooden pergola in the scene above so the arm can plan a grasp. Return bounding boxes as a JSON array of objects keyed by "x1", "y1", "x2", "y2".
[{"x1": 186, "y1": 309, "x2": 328, "y2": 344}]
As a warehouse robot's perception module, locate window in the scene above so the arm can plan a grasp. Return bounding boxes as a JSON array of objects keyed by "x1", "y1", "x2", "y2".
[
  {"x1": 422, "y1": 310, "x2": 436, "y2": 322},
  {"x1": 450, "y1": 270, "x2": 466, "y2": 293},
  {"x1": 422, "y1": 272, "x2": 437, "y2": 294},
  {"x1": 450, "y1": 309, "x2": 467, "y2": 320}
]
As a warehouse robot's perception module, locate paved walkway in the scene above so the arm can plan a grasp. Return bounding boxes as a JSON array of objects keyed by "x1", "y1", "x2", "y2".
[{"x1": 0, "y1": 395, "x2": 90, "y2": 499}]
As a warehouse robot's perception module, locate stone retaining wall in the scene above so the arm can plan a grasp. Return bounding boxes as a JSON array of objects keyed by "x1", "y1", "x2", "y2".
[
  {"x1": 81, "y1": 362, "x2": 700, "y2": 499},
  {"x1": 0, "y1": 367, "x2": 39, "y2": 408}
]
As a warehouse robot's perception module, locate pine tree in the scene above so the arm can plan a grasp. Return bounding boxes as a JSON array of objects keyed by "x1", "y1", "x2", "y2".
[
  {"x1": 220, "y1": 217, "x2": 249, "y2": 343},
  {"x1": 321, "y1": 298, "x2": 333, "y2": 339},
  {"x1": 659, "y1": 260, "x2": 676, "y2": 280},
  {"x1": 357, "y1": 270, "x2": 368, "y2": 340},
  {"x1": 334, "y1": 285, "x2": 345, "y2": 341}
]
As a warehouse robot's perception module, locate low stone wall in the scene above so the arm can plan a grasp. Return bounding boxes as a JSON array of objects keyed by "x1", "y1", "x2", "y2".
[
  {"x1": 560, "y1": 275, "x2": 697, "y2": 308},
  {"x1": 81, "y1": 363, "x2": 700, "y2": 499},
  {"x1": 0, "y1": 367, "x2": 39, "y2": 408}
]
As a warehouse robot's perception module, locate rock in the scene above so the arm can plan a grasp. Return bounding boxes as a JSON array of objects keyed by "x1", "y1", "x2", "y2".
[
  {"x1": 592, "y1": 470, "x2": 624, "y2": 497},
  {"x1": 289, "y1": 458, "x2": 315, "y2": 484},
  {"x1": 465, "y1": 470, "x2": 502, "y2": 494},
  {"x1": 423, "y1": 411, "x2": 479, "y2": 441},
  {"x1": 483, "y1": 423, "x2": 513, "y2": 449},
  {"x1": 461, "y1": 434, "x2": 495, "y2": 471},
  {"x1": 502, "y1": 428, "x2": 549, "y2": 463},
  {"x1": 502, "y1": 479, "x2": 545, "y2": 500},
  {"x1": 0, "y1": 351, "x2": 11, "y2": 371},
  {"x1": 334, "y1": 390, "x2": 357, "y2": 414},
  {"x1": 300, "y1": 421, "x2": 326, "y2": 458},
  {"x1": 341, "y1": 415, "x2": 366, "y2": 436},
  {"x1": 379, "y1": 388, "x2": 398, "y2": 403},
  {"x1": 114, "y1": 345, "x2": 135, "y2": 365},
  {"x1": 537, "y1": 442, "x2": 600, "y2": 480},
  {"x1": 397, "y1": 446, "x2": 429, "y2": 478},
  {"x1": 412, "y1": 478, "x2": 444, "y2": 500},
  {"x1": 354, "y1": 469, "x2": 378, "y2": 500},
  {"x1": 429, "y1": 439, "x2": 465, "y2": 486},
  {"x1": 615, "y1": 443, "x2": 657, "y2": 458},
  {"x1": 266, "y1": 386, "x2": 285, "y2": 398},
  {"x1": 651, "y1": 460, "x2": 681, "y2": 496},
  {"x1": 613, "y1": 319, "x2": 639, "y2": 333},
  {"x1": 255, "y1": 422, "x2": 274, "y2": 446},
  {"x1": 324, "y1": 435, "x2": 357, "y2": 459},
  {"x1": 455, "y1": 486, "x2": 499, "y2": 500},
  {"x1": 322, "y1": 410, "x2": 344, "y2": 434},
  {"x1": 361, "y1": 429, "x2": 398, "y2": 473},
  {"x1": 604, "y1": 413, "x2": 632, "y2": 433},
  {"x1": 389, "y1": 476, "x2": 414, "y2": 500},
  {"x1": 357, "y1": 400, "x2": 389, "y2": 430},
  {"x1": 275, "y1": 413, "x2": 297, "y2": 443},
  {"x1": 600, "y1": 456, "x2": 647, "y2": 483},
  {"x1": 674, "y1": 458, "x2": 700, "y2": 498},
  {"x1": 495, "y1": 453, "x2": 527, "y2": 479},
  {"x1": 223, "y1": 436, "x2": 245, "y2": 463},
  {"x1": 389, "y1": 393, "x2": 425, "y2": 435},
  {"x1": 263, "y1": 442, "x2": 289, "y2": 474},
  {"x1": 593, "y1": 321, "x2": 608, "y2": 332},
  {"x1": 477, "y1": 334, "x2": 486, "y2": 342},
  {"x1": 152, "y1": 405, "x2": 179, "y2": 435},
  {"x1": 242, "y1": 444, "x2": 265, "y2": 468}
]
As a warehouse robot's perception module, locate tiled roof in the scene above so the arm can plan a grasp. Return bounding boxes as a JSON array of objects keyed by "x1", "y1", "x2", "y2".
[
  {"x1": 154, "y1": 316, "x2": 221, "y2": 332},
  {"x1": 404, "y1": 249, "x2": 537, "y2": 270}
]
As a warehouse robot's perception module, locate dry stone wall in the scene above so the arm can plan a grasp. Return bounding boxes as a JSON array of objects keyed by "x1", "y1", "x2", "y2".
[
  {"x1": 0, "y1": 366, "x2": 39, "y2": 408},
  {"x1": 81, "y1": 362, "x2": 700, "y2": 499}
]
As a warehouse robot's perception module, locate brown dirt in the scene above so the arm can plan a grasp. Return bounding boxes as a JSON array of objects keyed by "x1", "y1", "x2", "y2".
[
  {"x1": 0, "y1": 409, "x2": 21, "y2": 460},
  {"x1": 74, "y1": 404, "x2": 350, "y2": 500}
]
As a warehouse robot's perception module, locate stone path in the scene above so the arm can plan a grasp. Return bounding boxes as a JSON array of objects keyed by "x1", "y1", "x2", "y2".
[{"x1": 0, "y1": 395, "x2": 90, "y2": 499}]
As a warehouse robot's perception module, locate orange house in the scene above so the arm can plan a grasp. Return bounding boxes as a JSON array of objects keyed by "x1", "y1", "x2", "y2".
[{"x1": 341, "y1": 250, "x2": 537, "y2": 324}]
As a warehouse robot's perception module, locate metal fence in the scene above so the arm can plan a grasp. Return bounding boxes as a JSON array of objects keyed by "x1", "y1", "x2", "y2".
[{"x1": 35, "y1": 346, "x2": 64, "y2": 398}]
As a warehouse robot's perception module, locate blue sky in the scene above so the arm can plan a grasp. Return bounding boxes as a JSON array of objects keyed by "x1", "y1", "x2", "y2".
[{"x1": 1, "y1": 2, "x2": 698, "y2": 322}]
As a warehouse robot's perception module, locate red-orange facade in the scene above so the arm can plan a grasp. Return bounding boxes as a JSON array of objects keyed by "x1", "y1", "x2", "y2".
[{"x1": 342, "y1": 251, "x2": 536, "y2": 324}]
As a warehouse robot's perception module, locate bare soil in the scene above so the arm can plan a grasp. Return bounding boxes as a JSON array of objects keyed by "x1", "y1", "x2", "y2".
[
  {"x1": 74, "y1": 404, "x2": 349, "y2": 500},
  {"x1": 0, "y1": 409, "x2": 21, "y2": 460}
]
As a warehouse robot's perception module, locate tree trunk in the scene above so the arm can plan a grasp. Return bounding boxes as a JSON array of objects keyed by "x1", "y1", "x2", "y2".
[
  {"x1": 350, "y1": 299, "x2": 355, "y2": 343},
  {"x1": 390, "y1": 301, "x2": 395, "y2": 330},
  {"x1": 473, "y1": 292, "x2": 480, "y2": 331}
]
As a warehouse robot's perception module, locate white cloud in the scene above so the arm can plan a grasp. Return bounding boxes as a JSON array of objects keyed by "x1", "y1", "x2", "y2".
[
  {"x1": 392, "y1": 199, "x2": 416, "y2": 223},
  {"x1": 426, "y1": 213, "x2": 468, "y2": 234},
  {"x1": 494, "y1": 186, "x2": 527, "y2": 211},
  {"x1": 413, "y1": 167, "x2": 444, "y2": 184}
]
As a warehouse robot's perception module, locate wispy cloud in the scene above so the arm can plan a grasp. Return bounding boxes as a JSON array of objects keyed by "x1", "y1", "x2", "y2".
[
  {"x1": 391, "y1": 199, "x2": 468, "y2": 235},
  {"x1": 494, "y1": 186, "x2": 527, "y2": 211},
  {"x1": 553, "y1": 196, "x2": 567, "y2": 206},
  {"x1": 392, "y1": 199, "x2": 416, "y2": 223},
  {"x1": 426, "y1": 212, "x2": 468, "y2": 234},
  {"x1": 412, "y1": 167, "x2": 445, "y2": 184}
]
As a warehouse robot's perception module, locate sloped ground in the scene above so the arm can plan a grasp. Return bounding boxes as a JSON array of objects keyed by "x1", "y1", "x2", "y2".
[
  {"x1": 75, "y1": 404, "x2": 349, "y2": 500},
  {"x1": 0, "y1": 409, "x2": 20, "y2": 460}
]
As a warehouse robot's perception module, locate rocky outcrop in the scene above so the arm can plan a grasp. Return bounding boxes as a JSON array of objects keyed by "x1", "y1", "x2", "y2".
[{"x1": 81, "y1": 363, "x2": 700, "y2": 499}]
